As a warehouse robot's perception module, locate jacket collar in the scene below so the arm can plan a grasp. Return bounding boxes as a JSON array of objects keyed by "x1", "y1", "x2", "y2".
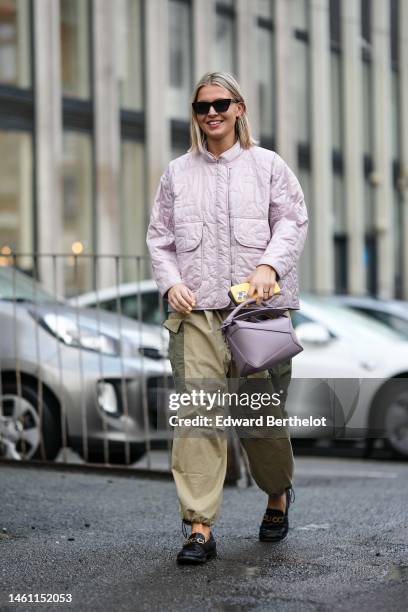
[{"x1": 200, "y1": 138, "x2": 243, "y2": 164}]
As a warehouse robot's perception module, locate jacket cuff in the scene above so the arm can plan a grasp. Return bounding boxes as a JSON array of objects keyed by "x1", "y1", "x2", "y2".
[{"x1": 159, "y1": 277, "x2": 182, "y2": 299}]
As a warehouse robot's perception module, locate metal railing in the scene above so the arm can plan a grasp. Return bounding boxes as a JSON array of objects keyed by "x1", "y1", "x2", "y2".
[
  {"x1": 4, "y1": 253, "x2": 400, "y2": 476},
  {"x1": 0, "y1": 253, "x2": 175, "y2": 473}
]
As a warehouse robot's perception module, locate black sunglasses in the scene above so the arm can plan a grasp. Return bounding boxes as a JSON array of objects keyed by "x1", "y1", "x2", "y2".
[{"x1": 192, "y1": 98, "x2": 240, "y2": 115}]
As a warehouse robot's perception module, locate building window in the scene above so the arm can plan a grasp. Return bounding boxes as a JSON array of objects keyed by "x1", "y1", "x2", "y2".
[
  {"x1": 60, "y1": 0, "x2": 90, "y2": 99},
  {"x1": 393, "y1": 186, "x2": 403, "y2": 297},
  {"x1": 116, "y1": 0, "x2": 143, "y2": 111},
  {"x1": 292, "y1": 0, "x2": 308, "y2": 33},
  {"x1": 168, "y1": 0, "x2": 192, "y2": 120},
  {"x1": 363, "y1": 175, "x2": 375, "y2": 234},
  {"x1": 215, "y1": 1, "x2": 236, "y2": 75},
  {"x1": 391, "y1": 70, "x2": 400, "y2": 161},
  {"x1": 293, "y1": 36, "x2": 310, "y2": 144},
  {"x1": 333, "y1": 173, "x2": 347, "y2": 292},
  {"x1": 256, "y1": 6, "x2": 274, "y2": 139},
  {"x1": 364, "y1": 234, "x2": 377, "y2": 295},
  {"x1": 257, "y1": 0, "x2": 274, "y2": 19},
  {"x1": 361, "y1": 0, "x2": 371, "y2": 43},
  {"x1": 390, "y1": 0, "x2": 399, "y2": 68},
  {"x1": 119, "y1": 140, "x2": 146, "y2": 281},
  {"x1": 333, "y1": 173, "x2": 346, "y2": 236},
  {"x1": 329, "y1": 0, "x2": 341, "y2": 48},
  {"x1": 362, "y1": 61, "x2": 373, "y2": 155},
  {"x1": 334, "y1": 235, "x2": 347, "y2": 293},
  {"x1": 330, "y1": 52, "x2": 342, "y2": 152},
  {"x1": 361, "y1": 0, "x2": 372, "y2": 56},
  {"x1": 171, "y1": 144, "x2": 188, "y2": 160},
  {"x1": 62, "y1": 131, "x2": 93, "y2": 295},
  {"x1": 291, "y1": 0, "x2": 309, "y2": 145},
  {"x1": 329, "y1": 0, "x2": 342, "y2": 153},
  {"x1": 296, "y1": 168, "x2": 313, "y2": 291},
  {"x1": 364, "y1": 177, "x2": 376, "y2": 295},
  {"x1": 0, "y1": 130, "x2": 33, "y2": 261},
  {"x1": 0, "y1": 0, "x2": 31, "y2": 88}
]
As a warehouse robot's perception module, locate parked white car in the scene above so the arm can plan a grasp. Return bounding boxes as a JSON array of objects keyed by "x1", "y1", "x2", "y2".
[
  {"x1": 69, "y1": 279, "x2": 163, "y2": 326},
  {"x1": 330, "y1": 294, "x2": 408, "y2": 340},
  {"x1": 289, "y1": 294, "x2": 408, "y2": 457}
]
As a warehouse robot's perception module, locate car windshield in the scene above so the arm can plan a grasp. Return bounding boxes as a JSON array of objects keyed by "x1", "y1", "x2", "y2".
[
  {"x1": 302, "y1": 295, "x2": 403, "y2": 342},
  {"x1": 349, "y1": 306, "x2": 408, "y2": 340},
  {"x1": 87, "y1": 290, "x2": 164, "y2": 325},
  {"x1": 0, "y1": 267, "x2": 57, "y2": 304}
]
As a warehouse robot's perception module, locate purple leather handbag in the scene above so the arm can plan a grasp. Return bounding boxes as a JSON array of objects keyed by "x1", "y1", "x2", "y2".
[{"x1": 220, "y1": 298, "x2": 303, "y2": 376}]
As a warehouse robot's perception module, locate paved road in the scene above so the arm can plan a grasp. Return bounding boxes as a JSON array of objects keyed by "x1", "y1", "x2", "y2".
[{"x1": 0, "y1": 457, "x2": 407, "y2": 611}]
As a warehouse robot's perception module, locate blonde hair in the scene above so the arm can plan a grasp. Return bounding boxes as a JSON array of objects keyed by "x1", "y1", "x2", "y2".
[{"x1": 188, "y1": 71, "x2": 259, "y2": 154}]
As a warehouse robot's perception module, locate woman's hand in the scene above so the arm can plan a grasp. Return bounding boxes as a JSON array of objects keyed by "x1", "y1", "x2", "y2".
[
  {"x1": 245, "y1": 265, "x2": 277, "y2": 305},
  {"x1": 167, "y1": 283, "x2": 196, "y2": 313}
]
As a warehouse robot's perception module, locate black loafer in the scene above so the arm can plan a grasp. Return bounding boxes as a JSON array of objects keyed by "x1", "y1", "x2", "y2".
[
  {"x1": 259, "y1": 487, "x2": 295, "y2": 543},
  {"x1": 176, "y1": 532, "x2": 217, "y2": 565}
]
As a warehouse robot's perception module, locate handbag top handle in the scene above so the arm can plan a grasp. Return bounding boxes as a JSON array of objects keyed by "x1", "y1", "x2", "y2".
[{"x1": 221, "y1": 296, "x2": 279, "y2": 329}]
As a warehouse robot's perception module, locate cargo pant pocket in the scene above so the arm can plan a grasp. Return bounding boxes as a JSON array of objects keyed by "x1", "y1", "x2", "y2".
[{"x1": 162, "y1": 314, "x2": 185, "y2": 384}]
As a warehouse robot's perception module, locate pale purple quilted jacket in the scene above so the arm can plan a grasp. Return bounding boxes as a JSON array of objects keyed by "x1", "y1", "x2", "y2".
[{"x1": 146, "y1": 139, "x2": 308, "y2": 311}]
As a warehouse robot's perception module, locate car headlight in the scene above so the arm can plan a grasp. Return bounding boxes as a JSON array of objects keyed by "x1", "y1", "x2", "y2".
[{"x1": 39, "y1": 313, "x2": 122, "y2": 356}]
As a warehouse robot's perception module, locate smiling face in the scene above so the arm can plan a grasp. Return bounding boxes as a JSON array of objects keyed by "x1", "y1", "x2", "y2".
[{"x1": 194, "y1": 84, "x2": 245, "y2": 145}]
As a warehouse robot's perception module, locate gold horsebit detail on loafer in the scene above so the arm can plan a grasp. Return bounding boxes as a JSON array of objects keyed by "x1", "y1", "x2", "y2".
[{"x1": 185, "y1": 535, "x2": 206, "y2": 545}]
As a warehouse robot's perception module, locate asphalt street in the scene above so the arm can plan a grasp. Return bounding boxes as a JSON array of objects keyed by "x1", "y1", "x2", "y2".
[{"x1": 0, "y1": 456, "x2": 407, "y2": 612}]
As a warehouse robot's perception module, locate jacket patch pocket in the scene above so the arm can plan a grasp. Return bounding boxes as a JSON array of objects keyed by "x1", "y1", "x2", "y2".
[
  {"x1": 233, "y1": 218, "x2": 271, "y2": 249},
  {"x1": 233, "y1": 218, "x2": 271, "y2": 283},
  {"x1": 174, "y1": 221, "x2": 203, "y2": 290}
]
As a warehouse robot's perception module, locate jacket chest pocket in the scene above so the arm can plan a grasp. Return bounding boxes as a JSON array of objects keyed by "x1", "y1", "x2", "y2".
[
  {"x1": 174, "y1": 221, "x2": 204, "y2": 291},
  {"x1": 232, "y1": 218, "x2": 271, "y2": 283}
]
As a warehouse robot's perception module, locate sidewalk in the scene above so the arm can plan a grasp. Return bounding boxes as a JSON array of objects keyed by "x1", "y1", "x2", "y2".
[{"x1": 0, "y1": 457, "x2": 407, "y2": 611}]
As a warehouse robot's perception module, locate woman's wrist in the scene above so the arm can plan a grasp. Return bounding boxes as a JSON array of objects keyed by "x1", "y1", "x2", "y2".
[{"x1": 256, "y1": 263, "x2": 280, "y2": 281}]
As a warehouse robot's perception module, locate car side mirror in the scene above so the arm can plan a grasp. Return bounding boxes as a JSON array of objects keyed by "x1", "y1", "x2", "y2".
[{"x1": 295, "y1": 322, "x2": 332, "y2": 345}]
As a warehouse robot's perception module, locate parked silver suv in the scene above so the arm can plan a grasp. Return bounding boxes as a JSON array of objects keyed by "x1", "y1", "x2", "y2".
[{"x1": 0, "y1": 267, "x2": 172, "y2": 464}]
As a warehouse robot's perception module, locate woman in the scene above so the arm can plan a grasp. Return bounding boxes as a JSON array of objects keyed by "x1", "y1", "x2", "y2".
[{"x1": 146, "y1": 71, "x2": 308, "y2": 565}]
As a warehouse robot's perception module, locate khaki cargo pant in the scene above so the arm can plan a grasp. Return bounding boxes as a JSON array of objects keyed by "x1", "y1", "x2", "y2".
[{"x1": 163, "y1": 308, "x2": 294, "y2": 527}]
